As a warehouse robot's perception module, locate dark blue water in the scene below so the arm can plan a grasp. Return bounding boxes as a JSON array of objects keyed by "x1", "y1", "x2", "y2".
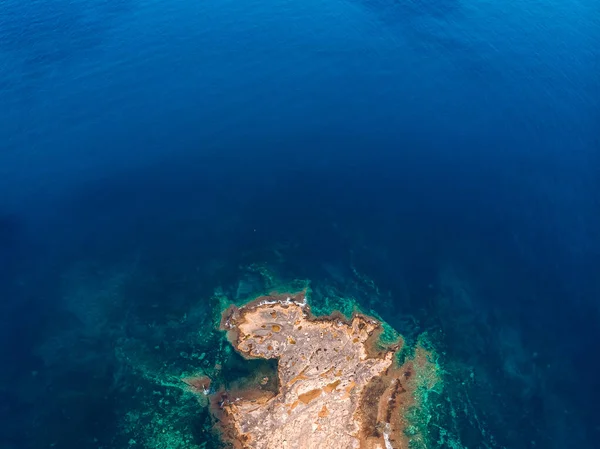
[{"x1": 1, "y1": 0, "x2": 599, "y2": 448}]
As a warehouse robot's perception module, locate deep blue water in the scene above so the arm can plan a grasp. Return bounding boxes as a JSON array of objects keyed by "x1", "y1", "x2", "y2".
[{"x1": 1, "y1": 0, "x2": 599, "y2": 447}]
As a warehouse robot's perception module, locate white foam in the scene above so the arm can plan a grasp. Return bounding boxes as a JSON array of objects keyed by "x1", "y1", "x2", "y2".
[{"x1": 383, "y1": 424, "x2": 393, "y2": 449}]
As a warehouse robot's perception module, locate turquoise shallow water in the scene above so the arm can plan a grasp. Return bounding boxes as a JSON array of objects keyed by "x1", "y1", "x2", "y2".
[{"x1": 0, "y1": 0, "x2": 599, "y2": 447}]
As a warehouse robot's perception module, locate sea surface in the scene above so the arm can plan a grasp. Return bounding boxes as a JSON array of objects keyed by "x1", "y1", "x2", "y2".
[{"x1": 0, "y1": 0, "x2": 599, "y2": 447}]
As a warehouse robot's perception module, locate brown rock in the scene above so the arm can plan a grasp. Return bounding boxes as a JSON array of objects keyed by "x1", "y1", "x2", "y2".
[{"x1": 212, "y1": 292, "x2": 434, "y2": 449}]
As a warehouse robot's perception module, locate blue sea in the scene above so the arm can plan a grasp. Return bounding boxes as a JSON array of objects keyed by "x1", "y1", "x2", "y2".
[{"x1": 1, "y1": 0, "x2": 599, "y2": 447}]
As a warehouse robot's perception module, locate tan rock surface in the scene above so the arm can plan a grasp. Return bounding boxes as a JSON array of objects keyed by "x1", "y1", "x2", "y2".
[{"x1": 213, "y1": 292, "x2": 431, "y2": 449}]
